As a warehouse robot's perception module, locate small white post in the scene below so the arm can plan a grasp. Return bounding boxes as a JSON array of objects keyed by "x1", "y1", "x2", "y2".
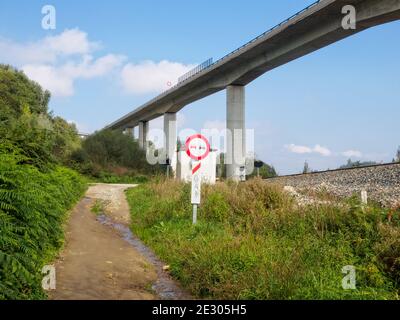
[
  {"x1": 191, "y1": 172, "x2": 201, "y2": 225},
  {"x1": 361, "y1": 190, "x2": 368, "y2": 205},
  {"x1": 193, "y1": 205, "x2": 198, "y2": 225}
]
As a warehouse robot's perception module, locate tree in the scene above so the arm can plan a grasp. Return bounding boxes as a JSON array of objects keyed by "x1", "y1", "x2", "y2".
[
  {"x1": 339, "y1": 159, "x2": 377, "y2": 169},
  {"x1": 396, "y1": 146, "x2": 400, "y2": 163},
  {"x1": 247, "y1": 159, "x2": 277, "y2": 179},
  {"x1": 0, "y1": 65, "x2": 82, "y2": 167},
  {"x1": 303, "y1": 161, "x2": 310, "y2": 174},
  {"x1": 177, "y1": 138, "x2": 184, "y2": 152},
  {"x1": 0, "y1": 64, "x2": 50, "y2": 118},
  {"x1": 73, "y1": 129, "x2": 160, "y2": 176}
]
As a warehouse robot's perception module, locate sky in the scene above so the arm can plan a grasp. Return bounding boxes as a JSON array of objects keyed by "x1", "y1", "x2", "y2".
[{"x1": 0, "y1": 0, "x2": 399, "y2": 175}]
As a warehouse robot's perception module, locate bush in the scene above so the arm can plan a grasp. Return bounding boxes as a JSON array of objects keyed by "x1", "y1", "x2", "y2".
[
  {"x1": 71, "y1": 129, "x2": 161, "y2": 179},
  {"x1": 0, "y1": 145, "x2": 86, "y2": 300}
]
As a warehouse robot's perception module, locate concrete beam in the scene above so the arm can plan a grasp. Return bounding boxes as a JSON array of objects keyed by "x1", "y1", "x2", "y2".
[
  {"x1": 164, "y1": 113, "x2": 177, "y2": 170},
  {"x1": 138, "y1": 121, "x2": 149, "y2": 150},
  {"x1": 106, "y1": 0, "x2": 400, "y2": 131},
  {"x1": 226, "y1": 85, "x2": 246, "y2": 181}
]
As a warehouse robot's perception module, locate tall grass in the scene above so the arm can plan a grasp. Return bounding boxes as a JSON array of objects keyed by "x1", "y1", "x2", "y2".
[
  {"x1": 126, "y1": 178, "x2": 400, "y2": 300},
  {"x1": 0, "y1": 144, "x2": 86, "y2": 299}
]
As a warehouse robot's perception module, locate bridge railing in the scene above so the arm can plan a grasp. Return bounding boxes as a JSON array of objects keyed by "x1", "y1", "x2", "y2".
[
  {"x1": 147, "y1": 0, "x2": 323, "y2": 107},
  {"x1": 211, "y1": 0, "x2": 323, "y2": 67},
  {"x1": 178, "y1": 58, "x2": 213, "y2": 83}
]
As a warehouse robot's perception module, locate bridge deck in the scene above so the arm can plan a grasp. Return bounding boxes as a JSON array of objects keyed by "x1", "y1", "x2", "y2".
[{"x1": 107, "y1": 0, "x2": 400, "y2": 130}]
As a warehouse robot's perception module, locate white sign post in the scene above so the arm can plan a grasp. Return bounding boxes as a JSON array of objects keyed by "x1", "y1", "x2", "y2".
[
  {"x1": 191, "y1": 169, "x2": 201, "y2": 224},
  {"x1": 185, "y1": 134, "x2": 210, "y2": 225}
]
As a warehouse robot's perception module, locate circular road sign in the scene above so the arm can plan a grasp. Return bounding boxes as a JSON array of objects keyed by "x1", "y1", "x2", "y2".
[{"x1": 185, "y1": 134, "x2": 211, "y2": 161}]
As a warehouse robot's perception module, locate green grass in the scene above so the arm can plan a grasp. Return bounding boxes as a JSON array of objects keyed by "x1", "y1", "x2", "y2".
[
  {"x1": 0, "y1": 146, "x2": 87, "y2": 300},
  {"x1": 87, "y1": 172, "x2": 149, "y2": 184},
  {"x1": 126, "y1": 178, "x2": 400, "y2": 300},
  {"x1": 91, "y1": 199, "x2": 106, "y2": 216}
]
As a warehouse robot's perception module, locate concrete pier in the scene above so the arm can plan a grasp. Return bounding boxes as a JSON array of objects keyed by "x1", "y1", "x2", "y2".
[
  {"x1": 226, "y1": 85, "x2": 246, "y2": 181},
  {"x1": 164, "y1": 113, "x2": 177, "y2": 171},
  {"x1": 138, "y1": 121, "x2": 149, "y2": 150}
]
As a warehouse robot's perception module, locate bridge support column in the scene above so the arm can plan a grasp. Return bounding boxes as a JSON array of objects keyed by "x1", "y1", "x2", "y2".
[
  {"x1": 226, "y1": 85, "x2": 246, "y2": 181},
  {"x1": 125, "y1": 127, "x2": 133, "y2": 137},
  {"x1": 138, "y1": 121, "x2": 149, "y2": 150},
  {"x1": 164, "y1": 113, "x2": 177, "y2": 174}
]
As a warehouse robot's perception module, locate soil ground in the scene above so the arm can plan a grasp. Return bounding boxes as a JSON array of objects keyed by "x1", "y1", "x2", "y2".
[{"x1": 50, "y1": 184, "x2": 159, "y2": 300}]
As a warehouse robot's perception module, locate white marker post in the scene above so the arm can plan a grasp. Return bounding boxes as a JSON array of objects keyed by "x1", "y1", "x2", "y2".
[
  {"x1": 191, "y1": 168, "x2": 201, "y2": 224},
  {"x1": 185, "y1": 134, "x2": 211, "y2": 225}
]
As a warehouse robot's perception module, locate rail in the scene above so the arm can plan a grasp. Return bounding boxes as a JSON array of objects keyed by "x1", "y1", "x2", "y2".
[
  {"x1": 178, "y1": 58, "x2": 213, "y2": 83},
  {"x1": 144, "y1": 0, "x2": 324, "y2": 107},
  {"x1": 265, "y1": 162, "x2": 400, "y2": 180}
]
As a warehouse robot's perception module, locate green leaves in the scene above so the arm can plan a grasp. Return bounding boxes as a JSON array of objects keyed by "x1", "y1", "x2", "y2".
[{"x1": 0, "y1": 147, "x2": 86, "y2": 300}]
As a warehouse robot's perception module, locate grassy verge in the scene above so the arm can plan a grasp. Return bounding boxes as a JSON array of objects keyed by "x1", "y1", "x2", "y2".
[
  {"x1": 0, "y1": 149, "x2": 87, "y2": 300},
  {"x1": 85, "y1": 172, "x2": 150, "y2": 184},
  {"x1": 126, "y1": 178, "x2": 400, "y2": 300}
]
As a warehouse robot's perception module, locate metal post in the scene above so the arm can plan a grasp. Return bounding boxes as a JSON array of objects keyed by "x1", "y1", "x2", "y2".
[{"x1": 193, "y1": 205, "x2": 198, "y2": 225}]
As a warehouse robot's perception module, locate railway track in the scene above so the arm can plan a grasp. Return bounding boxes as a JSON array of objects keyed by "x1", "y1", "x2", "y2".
[{"x1": 265, "y1": 162, "x2": 400, "y2": 208}]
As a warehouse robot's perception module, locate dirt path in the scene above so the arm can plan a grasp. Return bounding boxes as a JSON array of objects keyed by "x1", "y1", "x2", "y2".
[{"x1": 50, "y1": 184, "x2": 189, "y2": 300}]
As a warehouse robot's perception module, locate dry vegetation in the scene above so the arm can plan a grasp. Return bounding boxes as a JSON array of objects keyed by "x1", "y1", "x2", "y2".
[{"x1": 127, "y1": 178, "x2": 400, "y2": 300}]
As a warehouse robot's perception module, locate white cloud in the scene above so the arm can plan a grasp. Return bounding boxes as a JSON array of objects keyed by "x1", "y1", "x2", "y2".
[
  {"x1": 0, "y1": 29, "x2": 196, "y2": 98},
  {"x1": 286, "y1": 144, "x2": 313, "y2": 154},
  {"x1": 121, "y1": 60, "x2": 196, "y2": 95},
  {"x1": 44, "y1": 29, "x2": 100, "y2": 56},
  {"x1": 0, "y1": 29, "x2": 124, "y2": 97},
  {"x1": 342, "y1": 150, "x2": 363, "y2": 158},
  {"x1": 23, "y1": 64, "x2": 75, "y2": 97},
  {"x1": 313, "y1": 144, "x2": 332, "y2": 157},
  {"x1": 285, "y1": 144, "x2": 332, "y2": 157},
  {"x1": 23, "y1": 54, "x2": 125, "y2": 97},
  {"x1": 0, "y1": 29, "x2": 99, "y2": 65}
]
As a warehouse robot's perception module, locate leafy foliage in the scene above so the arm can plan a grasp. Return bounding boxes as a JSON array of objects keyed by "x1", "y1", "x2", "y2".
[
  {"x1": 0, "y1": 64, "x2": 50, "y2": 118},
  {"x1": 71, "y1": 129, "x2": 161, "y2": 179},
  {"x1": 247, "y1": 160, "x2": 277, "y2": 179},
  {"x1": 395, "y1": 146, "x2": 400, "y2": 163},
  {"x1": 340, "y1": 159, "x2": 378, "y2": 169},
  {"x1": 0, "y1": 65, "x2": 81, "y2": 167},
  {"x1": 0, "y1": 65, "x2": 86, "y2": 299},
  {"x1": 0, "y1": 145, "x2": 86, "y2": 300}
]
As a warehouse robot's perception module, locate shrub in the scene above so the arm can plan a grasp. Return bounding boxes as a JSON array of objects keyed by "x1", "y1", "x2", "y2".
[
  {"x1": 71, "y1": 129, "x2": 161, "y2": 180},
  {"x1": 0, "y1": 145, "x2": 86, "y2": 300}
]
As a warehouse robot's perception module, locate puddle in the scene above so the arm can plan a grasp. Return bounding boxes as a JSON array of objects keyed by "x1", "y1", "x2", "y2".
[{"x1": 97, "y1": 214, "x2": 191, "y2": 300}]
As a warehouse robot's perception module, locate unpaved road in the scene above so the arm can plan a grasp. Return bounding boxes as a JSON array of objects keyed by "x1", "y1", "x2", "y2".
[{"x1": 50, "y1": 184, "x2": 188, "y2": 300}]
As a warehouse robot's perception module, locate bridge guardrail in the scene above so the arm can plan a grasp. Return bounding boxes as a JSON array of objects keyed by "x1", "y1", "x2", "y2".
[{"x1": 131, "y1": 0, "x2": 324, "y2": 118}]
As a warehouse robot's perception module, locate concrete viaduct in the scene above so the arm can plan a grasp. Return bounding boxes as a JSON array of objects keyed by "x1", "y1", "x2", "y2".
[{"x1": 106, "y1": 0, "x2": 400, "y2": 180}]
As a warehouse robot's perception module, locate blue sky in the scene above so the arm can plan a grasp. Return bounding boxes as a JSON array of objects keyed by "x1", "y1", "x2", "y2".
[{"x1": 0, "y1": 0, "x2": 399, "y2": 174}]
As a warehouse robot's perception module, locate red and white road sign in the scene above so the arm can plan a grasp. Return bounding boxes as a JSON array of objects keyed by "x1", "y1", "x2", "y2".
[
  {"x1": 185, "y1": 134, "x2": 211, "y2": 174},
  {"x1": 185, "y1": 134, "x2": 211, "y2": 209}
]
